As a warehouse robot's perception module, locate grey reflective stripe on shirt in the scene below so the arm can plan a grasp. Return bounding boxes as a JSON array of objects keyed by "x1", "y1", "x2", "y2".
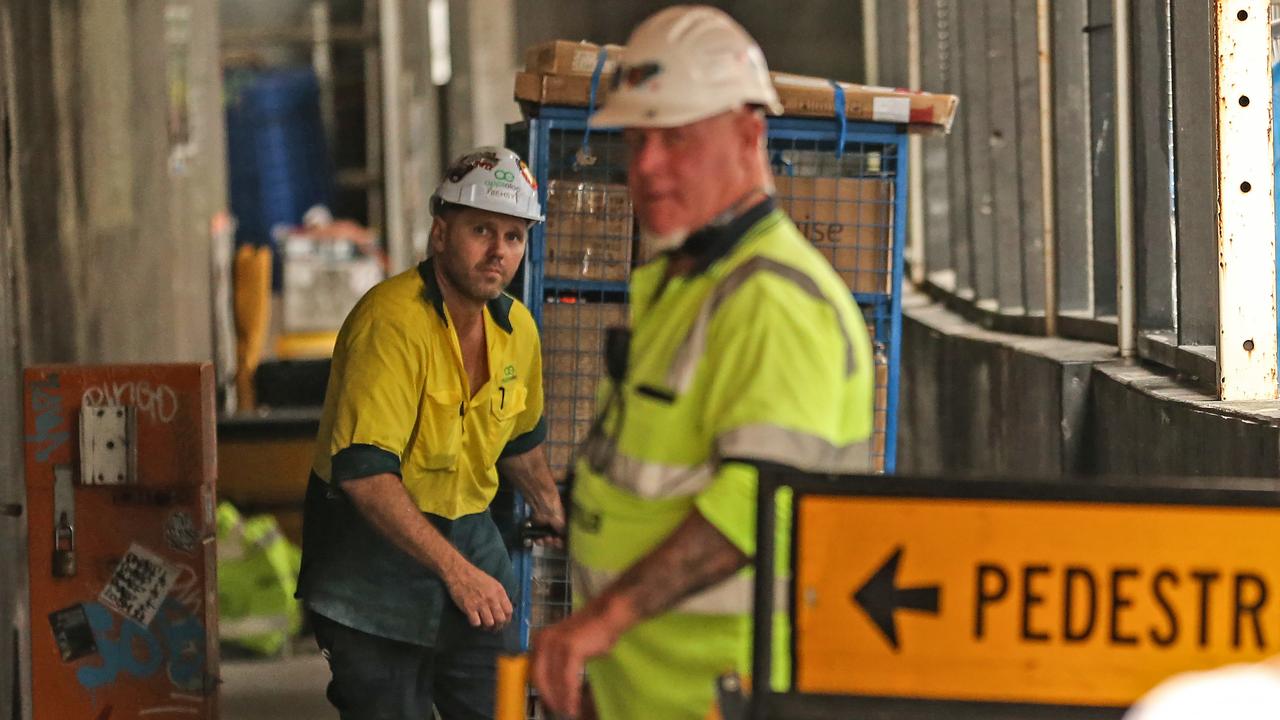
[
  {"x1": 581, "y1": 415, "x2": 871, "y2": 500},
  {"x1": 665, "y1": 256, "x2": 857, "y2": 394},
  {"x1": 571, "y1": 561, "x2": 789, "y2": 616},
  {"x1": 599, "y1": 451, "x2": 716, "y2": 499},
  {"x1": 581, "y1": 403, "x2": 717, "y2": 499},
  {"x1": 717, "y1": 424, "x2": 874, "y2": 474}
]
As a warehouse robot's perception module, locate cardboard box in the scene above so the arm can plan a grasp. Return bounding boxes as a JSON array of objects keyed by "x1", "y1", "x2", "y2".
[
  {"x1": 775, "y1": 176, "x2": 895, "y2": 295},
  {"x1": 525, "y1": 40, "x2": 623, "y2": 77},
  {"x1": 515, "y1": 71, "x2": 612, "y2": 113},
  {"x1": 771, "y1": 73, "x2": 958, "y2": 133},
  {"x1": 542, "y1": 301, "x2": 628, "y2": 473},
  {"x1": 545, "y1": 181, "x2": 634, "y2": 282},
  {"x1": 515, "y1": 65, "x2": 958, "y2": 133},
  {"x1": 873, "y1": 360, "x2": 889, "y2": 471}
]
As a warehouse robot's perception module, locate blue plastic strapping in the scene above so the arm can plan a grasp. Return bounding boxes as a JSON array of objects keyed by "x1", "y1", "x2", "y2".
[
  {"x1": 830, "y1": 80, "x2": 848, "y2": 160},
  {"x1": 574, "y1": 48, "x2": 611, "y2": 170}
]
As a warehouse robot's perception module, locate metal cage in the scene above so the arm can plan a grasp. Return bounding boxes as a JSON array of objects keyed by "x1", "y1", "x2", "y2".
[{"x1": 504, "y1": 106, "x2": 909, "y2": 716}]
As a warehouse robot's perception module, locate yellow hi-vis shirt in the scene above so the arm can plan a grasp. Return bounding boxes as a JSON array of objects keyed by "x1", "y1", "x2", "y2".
[
  {"x1": 311, "y1": 258, "x2": 546, "y2": 517},
  {"x1": 570, "y1": 200, "x2": 876, "y2": 720}
]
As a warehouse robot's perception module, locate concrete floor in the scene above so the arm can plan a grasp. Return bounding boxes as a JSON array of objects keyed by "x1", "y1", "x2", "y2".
[{"x1": 220, "y1": 645, "x2": 337, "y2": 720}]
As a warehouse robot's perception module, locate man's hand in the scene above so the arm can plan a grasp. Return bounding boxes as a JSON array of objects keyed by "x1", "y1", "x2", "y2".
[
  {"x1": 530, "y1": 601, "x2": 627, "y2": 719},
  {"x1": 528, "y1": 495, "x2": 566, "y2": 548},
  {"x1": 442, "y1": 559, "x2": 513, "y2": 630},
  {"x1": 531, "y1": 510, "x2": 749, "y2": 717},
  {"x1": 498, "y1": 445, "x2": 566, "y2": 548},
  {"x1": 343, "y1": 472, "x2": 514, "y2": 628}
]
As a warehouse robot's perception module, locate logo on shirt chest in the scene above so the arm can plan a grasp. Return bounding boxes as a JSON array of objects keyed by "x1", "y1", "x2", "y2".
[{"x1": 502, "y1": 364, "x2": 517, "y2": 381}]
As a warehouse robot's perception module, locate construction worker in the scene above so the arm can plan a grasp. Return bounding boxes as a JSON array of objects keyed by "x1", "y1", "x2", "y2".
[
  {"x1": 296, "y1": 146, "x2": 564, "y2": 720},
  {"x1": 529, "y1": 6, "x2": 876, "y2": 719}
]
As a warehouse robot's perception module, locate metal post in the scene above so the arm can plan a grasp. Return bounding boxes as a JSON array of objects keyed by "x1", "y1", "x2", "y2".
[
  {"x1": 1114, "y1": 0, "x2": 1136, "y2": 357},
  {"x1": 427, "y1": 0, "x2": 451, "y2": 86},
  {"x1": 362, "y1": 0, "x2": 384, "y2": 263},
  {"x1": 379, "y1": 0, "x2": 408, "y2": 272},
  {"x1": 1038, "y1": 0, "x2": 1058, "y2": 335},
  {"x1": 908, "y1": 0, "x2": 925, "y2": 285},
  {"x1": 749, "y1": 469, "x2": 779, "y2": 720},
  {"x1": 1216, "y1": 0, "x2": 1278, "y2": 400},
  {"x1": 310, "y1": 2, "x2": 335, "y2": 146},
  {"x1": 863, "y1": 0, "x2": 880, "y2": 84}
]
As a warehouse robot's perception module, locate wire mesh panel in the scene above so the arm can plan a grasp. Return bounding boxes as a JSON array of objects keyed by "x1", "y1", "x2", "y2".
[
  {"x1": 522, "y1": 545, "x2": 571, "y2": 719},
  {"x1": 508, "y1": 113, "x2": 634, "y2": 719},
  {"x1": 769, "y1": 120, "x2": 906, "y2": 473},
  {"x1": 542, "y1": 299, "x2": 627, "y2": 474}
]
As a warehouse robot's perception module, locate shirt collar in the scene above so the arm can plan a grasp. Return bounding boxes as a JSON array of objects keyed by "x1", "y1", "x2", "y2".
[
  {"x1": 674, "y1": 196, "x2": 778, "y2": 276},
  {"x1": 417, "y1": 257, "x2": 515, "y2": 334}
]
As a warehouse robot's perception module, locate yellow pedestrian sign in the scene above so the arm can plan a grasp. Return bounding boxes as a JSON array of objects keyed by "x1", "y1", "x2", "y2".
[{"x1": 750, "y1": 473, "x2": 1280, "y2": 718}]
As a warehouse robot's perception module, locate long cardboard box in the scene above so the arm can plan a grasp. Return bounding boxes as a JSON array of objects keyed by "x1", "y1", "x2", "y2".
[
  {"x1": 772, "y1": 73, "x2": 958, "y2": 133},
  {"x1": 515, "y1": 68, "x2": 957, "y2": 132}
]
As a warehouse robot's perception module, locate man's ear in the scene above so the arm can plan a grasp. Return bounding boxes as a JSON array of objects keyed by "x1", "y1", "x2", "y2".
[
  {"x1": 736, "y1": 107, "x2": 767, "y2": 153},
  {"x1": 429, "y1": 216, "x2": 448, "y2": 255}
]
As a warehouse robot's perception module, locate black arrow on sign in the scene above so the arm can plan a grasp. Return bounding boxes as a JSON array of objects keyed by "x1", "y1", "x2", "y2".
[{"x1": 852, "y1": 546, "x2": 941, "y2": 651}]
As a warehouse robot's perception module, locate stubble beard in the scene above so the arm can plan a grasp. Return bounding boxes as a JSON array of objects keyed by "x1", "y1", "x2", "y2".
[{"x1": 442, "y1": 254, "x2": 507, "y2": 304}]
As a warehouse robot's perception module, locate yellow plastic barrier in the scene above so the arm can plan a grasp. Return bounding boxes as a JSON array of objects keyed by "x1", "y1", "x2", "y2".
[
  {"x1": 495, "y1": 653, "x2": 746, "y2": 720},
  {"x1": 495, "y1": 654, "x2": 530, "y2": 720}
]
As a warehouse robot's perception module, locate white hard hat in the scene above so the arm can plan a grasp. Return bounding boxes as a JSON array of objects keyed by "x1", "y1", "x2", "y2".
[
  {"x1": 588, "y1": 5, "x2": 782, "y2": 129},
  {"x1": 431, "y1": 146, "x2": 544, "y2": 223}
]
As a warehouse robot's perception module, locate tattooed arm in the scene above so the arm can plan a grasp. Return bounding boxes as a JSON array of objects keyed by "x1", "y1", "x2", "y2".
[
  {"x1": 593, "y1": 509, "x2": 748, "y2": 620},
  {"x1": 529, "y1": 510, "x2": 748, "y2": 718}
]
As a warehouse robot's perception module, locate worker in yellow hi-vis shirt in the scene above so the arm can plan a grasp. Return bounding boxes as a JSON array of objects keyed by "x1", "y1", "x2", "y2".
[
  {"x1": 297, "y1": 147, "x2": 564, "y2": 720},
  {"x1": 528, "y1": 6, "x2": 876, "y2": 720}
]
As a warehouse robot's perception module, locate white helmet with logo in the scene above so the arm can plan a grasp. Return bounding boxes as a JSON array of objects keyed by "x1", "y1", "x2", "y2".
[
  {"x1": 588, "y1": 5, "x2": 782, "y2": 129},
  {"x1": 431, "y1": 146, "x2": 544, "y2": 223}
]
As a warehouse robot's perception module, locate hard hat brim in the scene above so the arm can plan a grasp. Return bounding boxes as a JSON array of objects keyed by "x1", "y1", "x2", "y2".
[{"x1": 589, "y1": 95, "x2": 783, "y2": 129}]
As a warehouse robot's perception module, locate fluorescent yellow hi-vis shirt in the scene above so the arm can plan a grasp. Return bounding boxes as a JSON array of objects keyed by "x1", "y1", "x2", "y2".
[
  {"x1": 311, "y1": 258, "x2": 545, "y2": 516},
  {"x1": 296, "y1": 258, "x2": 546, "y2": 645},
  {"x1": 570, "y1": 200, "x2": 876, "y2": 720}
]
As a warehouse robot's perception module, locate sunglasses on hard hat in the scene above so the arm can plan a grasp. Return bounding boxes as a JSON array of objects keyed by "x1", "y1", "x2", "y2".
[{"x1": 610, "y1": 62, "x2": 663, "y2": 91}]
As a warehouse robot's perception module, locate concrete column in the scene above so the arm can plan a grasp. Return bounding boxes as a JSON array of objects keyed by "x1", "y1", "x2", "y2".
[
  {"x1": 1, "y1": 4, "x2": 34, "y2": 715},
  {"x1": 446, "y1": 0, "x2": 520, "y2": 161}
]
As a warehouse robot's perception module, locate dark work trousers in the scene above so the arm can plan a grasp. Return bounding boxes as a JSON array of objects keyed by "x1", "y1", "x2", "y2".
[{"x1": 312, "y1": 607, "x2": 505, "y2": 720}]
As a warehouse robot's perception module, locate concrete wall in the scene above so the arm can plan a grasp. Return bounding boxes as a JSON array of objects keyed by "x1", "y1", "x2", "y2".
[
  {"x1": 1090, "y1": 363, "x2": 1280, "y2": 478},
  {"x1": 10, "y1": 0, "x2": 226, "y2": 365},
  {"x1": 0, "y1": 6, "x2": 27, "y2": 716},
  {"x1": 2, "y1": 2, "x2": 227, "y2": 716},
  {"x1": 515, "y1": 0, "x2": 866, "y2": 82},
  {"x1": 901, "y1": 296, "x2": 1280, "y2": 481},
  {"x1": 899, "y1": 296, "x2": 1113, "y2": 477}
]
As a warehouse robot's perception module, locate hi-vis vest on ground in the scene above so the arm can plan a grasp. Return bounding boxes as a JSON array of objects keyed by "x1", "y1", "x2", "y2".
[
  {"x1": 217, "y1": 502, "x2": 302, "y2": 656},
  {"x1": 569, "y1": 207, "x2": 876, "y2": 720}
]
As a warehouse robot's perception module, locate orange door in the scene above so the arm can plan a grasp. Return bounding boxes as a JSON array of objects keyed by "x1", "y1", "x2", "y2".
[{"x1": 24, "y1": 364, "x2": 218, "y2": 720}]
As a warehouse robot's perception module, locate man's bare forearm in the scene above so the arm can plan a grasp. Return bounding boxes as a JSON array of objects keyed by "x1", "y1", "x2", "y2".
[
  {"x1": 590, "y1": 509, "x2": 749, "y2": 626},
  {"x1": 497, "y1": 444, "x2": 562, "y2": 520},
  {"x1": 341, "y1": 472, "x2": 466, "y2": 580}
]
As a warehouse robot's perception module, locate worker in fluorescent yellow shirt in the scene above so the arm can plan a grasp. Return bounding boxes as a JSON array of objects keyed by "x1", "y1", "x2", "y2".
[
  {"x1": 297, "y1": 147, "x2": 564, "y2": 720},
  {"x1": 529, "y1": 7, "x2": 876, "y2": 720}
]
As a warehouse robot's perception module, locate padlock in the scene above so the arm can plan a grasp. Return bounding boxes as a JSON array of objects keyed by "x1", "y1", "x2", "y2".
[{"x1": 53, "y1": 515, "x2": 76, "y2": 578}]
